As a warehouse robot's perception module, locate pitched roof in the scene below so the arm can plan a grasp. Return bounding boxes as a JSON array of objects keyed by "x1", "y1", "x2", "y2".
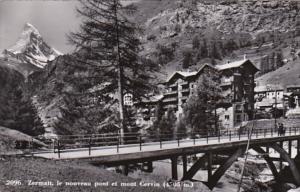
[
  {"x1": 177, "y1": 71, "x2": 198, "y2": 77},
  {"x1": 164, "y1": 60, "x2": 258, "y2": 83},
  {"x1": 287, "y1": 84, "x2": 300, "y2": 88},
  {"x1": 165, "y1": 63, "x2": 214, "y2": 83},
  {"x1": 141, "y1": 94, "x2": 164, "y2": 103},
  {"x1": 165, "y1": 71, "x2": 196, "y2": 82},
  {"x1": 216, "y1": 59, "x2": 259, "y2": 71},
  {"x1": 255, "y1": 85, "x2": 284, "y2": 92}
]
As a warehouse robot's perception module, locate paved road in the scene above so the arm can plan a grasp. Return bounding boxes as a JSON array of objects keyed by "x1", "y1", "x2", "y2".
[{"x1": 33, "y1": 131, "x2": 300, "y2": 160}]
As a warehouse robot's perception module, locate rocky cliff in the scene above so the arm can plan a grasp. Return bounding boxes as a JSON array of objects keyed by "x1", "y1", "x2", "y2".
[{"x1": 132, "y1": 0, "x2": 300, "y2": 82}]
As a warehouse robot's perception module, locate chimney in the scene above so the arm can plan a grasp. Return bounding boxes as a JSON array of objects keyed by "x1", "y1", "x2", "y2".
[{"x1": 244, "y1": 54, "x2": 247, "y2": 60}]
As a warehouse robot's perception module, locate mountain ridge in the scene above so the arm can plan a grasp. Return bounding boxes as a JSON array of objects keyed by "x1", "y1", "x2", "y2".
[
  {"x1": 2, "y1": 23, "x2": 62, "y2": 69},
  {"x1": 132, "y1": 0, "x2": 300, "y2": 82}
]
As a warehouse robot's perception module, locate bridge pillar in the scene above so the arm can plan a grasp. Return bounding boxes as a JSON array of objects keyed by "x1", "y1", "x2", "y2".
[
  {"x1": 289, "y1": 141, "x2": 292, "y2": 157},
  {"x1": 143, "y1": 161, "x2": 153, "y2": 172},
  {"x1": 279, "y1": 141, "x2": 283, "y2": 171},
  {"x1": 207, "y1": 152, "x2": 213, "y2": 183},
  {"x1": 121, "y1": 165, "x2": 129, "y2": 176},
  {"x1": 298, "y1": 139, "x2": 300, "y2": 156},
  {"x1": 171, "y1": 157, "x2": 178, "y2": 180},
  {"x1": 148, "y1": 161, "x2": 153, "y2": 172},
  {"x1": 182, "y1": 155, "x2": 187, "y2": 177}
]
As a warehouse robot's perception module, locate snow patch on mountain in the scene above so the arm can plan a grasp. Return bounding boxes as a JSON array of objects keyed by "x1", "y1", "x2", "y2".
[
  {"x1": 3, "y1": 23, "x2": 62, "y2": 68},
  {"x1": 7, "y1": 23, "x2": 41, "y2": 54}
]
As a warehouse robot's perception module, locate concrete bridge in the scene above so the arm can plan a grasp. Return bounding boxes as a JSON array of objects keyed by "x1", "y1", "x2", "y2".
[{"x1": 33, "y1": 127, "x2": 300, "y2": 190}]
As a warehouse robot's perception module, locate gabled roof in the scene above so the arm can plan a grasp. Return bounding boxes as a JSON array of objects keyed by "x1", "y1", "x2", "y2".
[
  {"x1": 139, "y1": 94, "x2": 164, "y2": 105},
  {"x1": 216, "y1": 59, "x2": 259, "y2": 72},
  {"x1": 165, "y1": 63, "x2": 214, "y2": 83},
  {"x1": 255, "y1": 85, "x2": 284, "y2": 93},
  {"x1": 164, "y1": 60, "x2": 258, "y2": 84},
  {"x1": 287, "y1": 84, "x2": 300, "y2": 88},
  {"x1": 165, "y1": 71, "x2": 197, "y2": 83}
]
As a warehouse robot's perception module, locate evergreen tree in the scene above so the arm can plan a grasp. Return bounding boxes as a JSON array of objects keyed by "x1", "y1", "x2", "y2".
[
  {"x1": 276, "y1": 51, "x2": 284, "y2": 68},
  {"x1": 177, "y1": 118, "x2": 187, "y2": 139},
  {"x1": 183, "y1": 67, "x2": 222, "y2": 135},
  {"x1": 182, "y1": 51, "x2": 193, "y2": 69},
  {"x1": 68, "y1": 0, "x2": 158, "y2": 135},
  {"x1": 192, "y1": 35, "x2": 200, "y2": 49},
  {"x1": 157, "y1": 108, "x2": 176, "y2": 140},
  {"x1": 210, "y1": 40, "x2": 221, "y2": 60},
  {"x1": 148, "y1": 101, "x2": 164, "y2": 139},
  {"x1": 201, "y1": 39, "x2": 208, "y2": 57},
  {"x1": 16, "y1": 98, "x2": 44, "y2": 136}
]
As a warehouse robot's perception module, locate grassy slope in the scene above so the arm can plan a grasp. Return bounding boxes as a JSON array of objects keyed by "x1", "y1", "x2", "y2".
[
  {"x1": 256, "y1": 57, "x2": 300, "y2": 88},
  {"x1": 0, "y1": 157, "x2": 209, "y2": 192},
  {"x1": 0, "y1": 126, "x2": 46, "y2": 155}
]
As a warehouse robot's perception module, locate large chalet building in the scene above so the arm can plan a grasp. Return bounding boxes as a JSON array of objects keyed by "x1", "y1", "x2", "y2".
[{"x1": 161, "y1": 59, "x2": 259, "y2": 129}]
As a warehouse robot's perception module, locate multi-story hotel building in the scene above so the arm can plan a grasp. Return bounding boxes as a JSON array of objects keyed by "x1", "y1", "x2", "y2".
[{"x1": 161, "y1": 59, "x2": 259, "y2": 129}]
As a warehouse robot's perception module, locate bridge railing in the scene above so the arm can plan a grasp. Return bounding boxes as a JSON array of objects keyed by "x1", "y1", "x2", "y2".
[{"x1": 35, "y1": 127, "x2": 300, "y2": 158}]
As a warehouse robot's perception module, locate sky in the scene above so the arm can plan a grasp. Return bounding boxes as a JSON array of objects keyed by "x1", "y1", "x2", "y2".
[{"x1": 0, "y1": 0, "x2": 141, "y2": 54}]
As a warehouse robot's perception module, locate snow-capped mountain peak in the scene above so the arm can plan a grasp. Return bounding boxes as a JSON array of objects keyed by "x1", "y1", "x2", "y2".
[
  {"x1": 3, "y1": 23, "x2": 62, "y2": 68},
  {"x1": 7, "y1": 23, "x2": 42, "y2": 54}
]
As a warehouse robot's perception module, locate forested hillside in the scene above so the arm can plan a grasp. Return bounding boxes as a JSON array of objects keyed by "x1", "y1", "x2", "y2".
[
  {"x1": 132, "y1": 0, "x2": 300, "y2": 81},
  {"x1": 0, "y1": 63, "x2": 43, "y2": 136}
]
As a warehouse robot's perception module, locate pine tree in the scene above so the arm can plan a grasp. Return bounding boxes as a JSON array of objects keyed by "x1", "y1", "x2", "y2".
[
  {"x1": 183, "y1": 67, "x2": 222, "y2": 135},
  {"x1": 276, "y1": 51, "x2": 284, "y2": 68},
  {"x1": 192, "y1": 35, "x2": 200, "y2": 49},
  {"x1": 68, "y1": 0, "x2": 157, "y2": 136},
  {"x1": 157, "y1": 108, "x2": 176, "y2": 140},
  {"x1": 201, "y1": 39, "x2": 208, "y2": 57},
  {"x1": 182, "y1": 51, "x2": 193, "y2": 69}
]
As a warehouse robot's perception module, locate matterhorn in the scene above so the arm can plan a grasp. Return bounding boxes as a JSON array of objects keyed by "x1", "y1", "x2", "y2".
[{"x1": 2, "y1": 23, "x2": 62, "y2": 69}]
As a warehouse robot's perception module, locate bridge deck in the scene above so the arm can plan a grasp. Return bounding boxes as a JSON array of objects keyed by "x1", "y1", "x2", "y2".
[{"x1": 33, "y1": 130, "x2": 300, "y2": 164}]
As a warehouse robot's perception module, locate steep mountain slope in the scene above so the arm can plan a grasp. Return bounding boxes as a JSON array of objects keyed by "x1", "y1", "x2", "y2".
[
  {"x1": 28, "y1": 54, "x2": 114, "y2": 135},
  {"x1": 3, "y1": 23, "x2": 61, "y2": 69},
  {"x1": 15, "y1": 0, "x2": 300, "y2": 135},
  {"x1": 0, "y1": 64, "x2": 44, "y2": 136},
  {"x1": 256, "y1": 57, "x2": 300, "y2": 87},
  {"x1": 0, "y1": 57, "x2": 39, "y2": 78},
  {"x1": 132, "y1": 0, "x2": 300, "y2": 80}
]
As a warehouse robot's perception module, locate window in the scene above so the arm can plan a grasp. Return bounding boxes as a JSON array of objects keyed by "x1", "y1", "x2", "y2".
[
  {"x1": 124, "y1": 93, "x2": 133, "y2": 106},
  {"x1": 190, "y1": 83, "x2": 195, "y2": 89},
  {"x1": 236, "y1": 115, "x2": 242, "y2": 123},
  {"x1": 236, "y1": 104, "x2": 242, "y2": 110},
  {"x1": 225, "y1": 115, "x2": 230, "y2": 120}
]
